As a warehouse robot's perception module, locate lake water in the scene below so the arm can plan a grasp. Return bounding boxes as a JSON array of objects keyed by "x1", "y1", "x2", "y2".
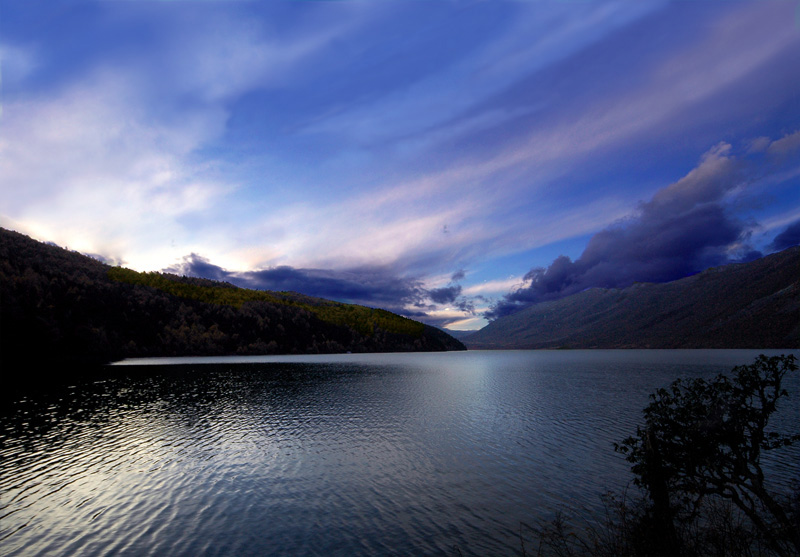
[{"x1": 2, "y1": 350, "x2": 798, "y2": 556}]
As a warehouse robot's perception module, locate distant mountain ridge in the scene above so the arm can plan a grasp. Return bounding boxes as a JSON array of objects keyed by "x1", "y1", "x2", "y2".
[
  {"x1": 466, "y1": 247, "x2": 799, "y2": 349},
  {"x1": 443, "y1": 329, "x2": 480, "y2": 341},
  {"x1": 0, "y1": 228, "x2": 465, "y2": 374}
]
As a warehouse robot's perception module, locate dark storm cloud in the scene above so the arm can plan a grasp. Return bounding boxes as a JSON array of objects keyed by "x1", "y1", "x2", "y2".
[
  {"x1": 428, "y1": 285, "x2": 462, "y2": 304},
  {"x1": 769, "y1": 219, "x2": 800, "y2": 251},
  {"x1": 486, "y1": 143, "x2": 758, "y2": 321},
  {"x1": 172, "y1": 254, "x2": 230, "y2": 282},
  {"x1": 426, "y1": 268, "x2": 474, "y2": 317},
  {"x1": 454, "y1": 297, "x2": 476, "y2": 314},
  {"x1": 241, "y1": 266, "x2": 428, "y2": 312},
  {"x1": 164, "y1": 254, "x2": 472, "y2": 322}
]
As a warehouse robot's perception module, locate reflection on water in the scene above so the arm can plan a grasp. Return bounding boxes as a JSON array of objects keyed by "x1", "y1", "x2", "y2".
[{"x1": 1, "y1": 350, "x2": 798, "y2": 555}]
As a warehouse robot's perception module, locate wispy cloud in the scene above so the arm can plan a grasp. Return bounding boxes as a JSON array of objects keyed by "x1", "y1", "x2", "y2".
[
  {"x1": 300, "y1": 1, "x2": 662, "y2": 149},
  {"x1": 0, "y1": 68, "x2": 232, "y2": 263},
  {"x1": 0, "y1": 4, "x2": 361, "y2": 269}
]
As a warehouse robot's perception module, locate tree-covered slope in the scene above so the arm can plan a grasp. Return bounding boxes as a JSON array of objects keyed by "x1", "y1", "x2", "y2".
[
  {"x1": 466, "y1": 246, "x2": 800, "y2": 349},
  {"x1": 0, "y1": 228, "x2": 464, "y2": 371}
]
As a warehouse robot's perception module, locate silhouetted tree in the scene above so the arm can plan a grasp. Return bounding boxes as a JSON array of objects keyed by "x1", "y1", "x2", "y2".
[{"x1": 616, "y1": 354, "x2": 800, "y2": 556}]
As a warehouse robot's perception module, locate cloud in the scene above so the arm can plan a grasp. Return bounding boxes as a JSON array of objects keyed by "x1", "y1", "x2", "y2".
[
  {"x1": 769, "y1": 219, "x2": 800, "y2": 251},
  {"x1": 484, "y1": 139, "x2": 774, "y2": 320},
  {"x1": 299, "y1": 1, "x2": 661, "y2": 150},
  {"x1": 0, "y1": 68, "x2": 234, "y2": 259},
  {"x1": 0, "y1": 4, "x2": 360, "y2": 270},
  {"x1": 163, "y1": 252, "x2": 478, "y2": 326},
  {"x1": 767, "y1": 130, "x2": 800, "y2": 157},
  {"x1": 425, "y1": 267, "x2": 474, "y2": 312},
  {"x1": 154, "y1": 6, "x2": 358, "y2": 103},
  {"x1": 165, "y1": 253, "x2": 423, "y2": 312},
  {"x1": 428, "y1": 285, "x2": 462, "y2": 305},
  {"x1": 243, "y1": 267, "x2": 427, "y2": 312},
  {"x1": 463, "y1": 278, "x2": 523, "y2": 297},
  {"x1": 493, "y1": 0, "x2": 800, "y2": 180}
]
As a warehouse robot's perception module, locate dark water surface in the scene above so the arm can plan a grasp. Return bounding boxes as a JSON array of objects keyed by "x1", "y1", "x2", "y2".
[{"x1": 2, "y1": 350, "x2": 798, "y2": 556}]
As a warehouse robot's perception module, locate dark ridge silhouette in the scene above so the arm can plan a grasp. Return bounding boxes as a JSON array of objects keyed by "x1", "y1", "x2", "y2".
[
  {"x1": 0, "y1": 228, "x2": 465, "y2": 381},
  {"x1": 467, "y1": 246, "x2": 799, "y2": 349}
]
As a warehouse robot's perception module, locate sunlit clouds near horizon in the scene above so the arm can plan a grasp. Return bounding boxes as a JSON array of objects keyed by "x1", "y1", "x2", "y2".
[{"x1": 2, "y1": 0, "x2": 799, "y2": 330}]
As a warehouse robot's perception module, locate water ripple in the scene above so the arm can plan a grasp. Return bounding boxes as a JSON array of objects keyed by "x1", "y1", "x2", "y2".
[{"x1": 1, "y1": 350, "x2": 797, "y2": 556}]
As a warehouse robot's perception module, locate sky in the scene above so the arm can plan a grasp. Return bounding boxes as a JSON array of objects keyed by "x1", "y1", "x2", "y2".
[{"x1": 1, "y1": 0, "x2": 799, "y2": 331}]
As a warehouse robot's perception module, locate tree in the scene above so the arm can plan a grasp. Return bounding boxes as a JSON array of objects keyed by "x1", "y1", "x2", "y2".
[{"x1": 616, "y1": 354, "x2": 800, "y2": 556}]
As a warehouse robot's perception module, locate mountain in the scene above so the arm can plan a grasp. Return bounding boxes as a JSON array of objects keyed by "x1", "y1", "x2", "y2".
[
  {"x1": 0, "y1": 228, "x2": 465, "y2": 373},
  {"x1": 442, "y1": 329, "x2": 479, "y2": 341},
  {"x1": 466, "y1": 247, "x2": 799, "y2": 350}
]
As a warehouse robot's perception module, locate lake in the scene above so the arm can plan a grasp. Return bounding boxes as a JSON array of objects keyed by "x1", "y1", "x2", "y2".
[{"x1": 1, "y1": 349, "x2": 798, "y2": 556}]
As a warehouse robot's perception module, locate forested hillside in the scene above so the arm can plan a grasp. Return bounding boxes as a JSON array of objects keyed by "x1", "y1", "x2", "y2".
[
  {"x1": 466, "y1": 246, "x2": 800, "y2": 349},
  {"x1": 0, "y1": 228, "x2": 464, "y2": 373}
]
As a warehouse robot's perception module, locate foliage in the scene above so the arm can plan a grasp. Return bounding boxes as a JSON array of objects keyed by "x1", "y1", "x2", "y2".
[
  {"x1": 615, "y1": 354, "x2": 800, "y2": 555},
  {"x1": 0, "y1": 228, "x2": 462, "y2": 385},
  {"x1": 515, "y1": 355, "x2": 800, "y2": 557},
  {"x1": 521, "y1": 487, "x2": 797, "y2": 557},
  {"x1": 520, "y1": 490, "x2": 651, "y2": 557},
  {"x1": 106, "y1": 266, "x2": 425, "y2": 338}
]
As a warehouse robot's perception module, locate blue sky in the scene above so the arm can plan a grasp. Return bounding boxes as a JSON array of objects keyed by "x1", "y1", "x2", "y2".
[{"x1": 2, "y1": 0, "x2": 799, "y2": 330}]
